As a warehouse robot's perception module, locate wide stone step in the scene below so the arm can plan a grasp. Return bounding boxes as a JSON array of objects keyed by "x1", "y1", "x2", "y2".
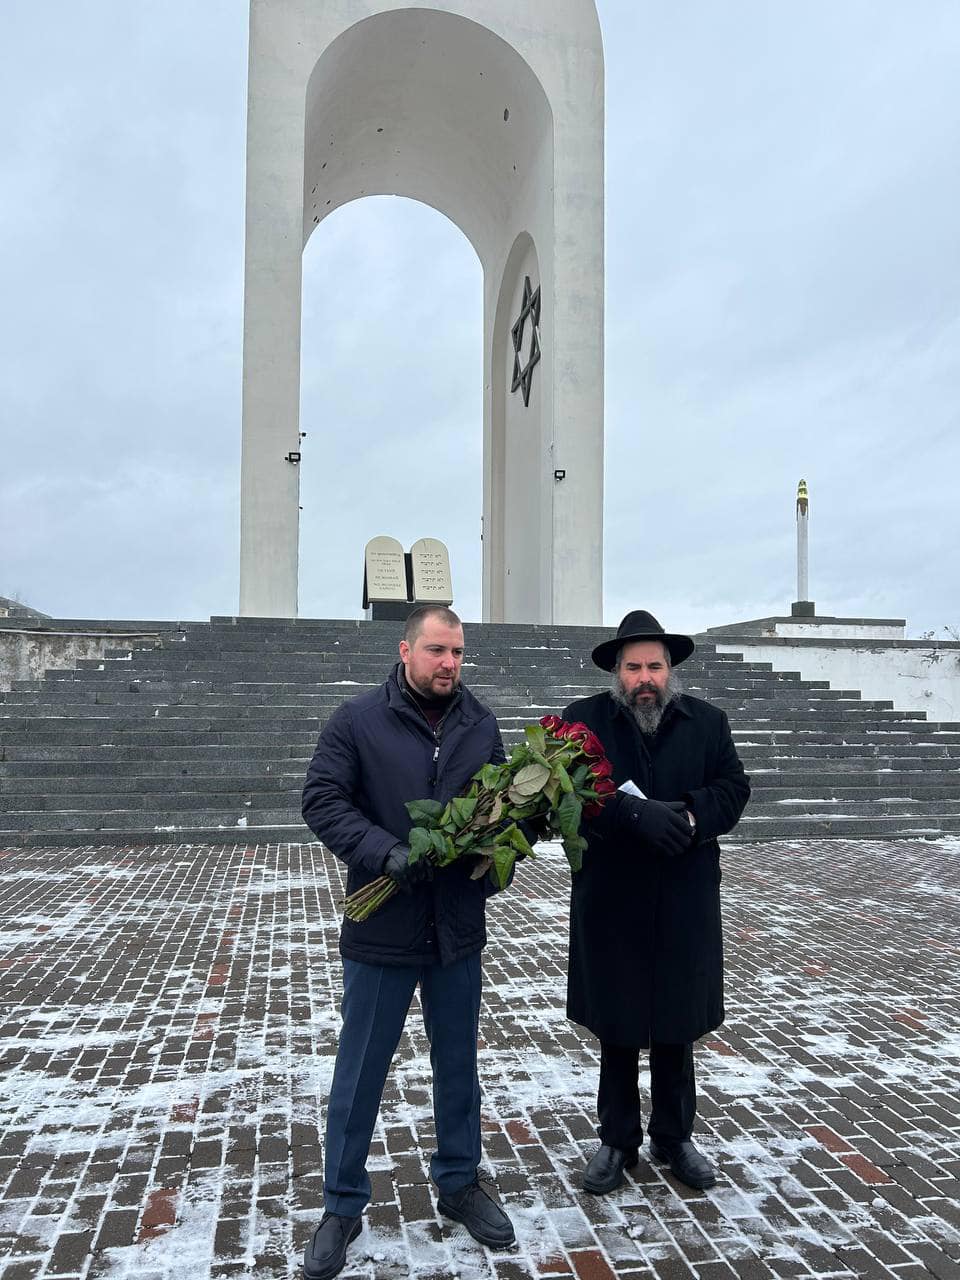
[
  {"x1": 747, "y1": 797, "x2": 960, "y2": 817},
  {"x1": 750, "y1": 783, "x2": 960, "y2": 801},
  {"x1": 1, "y1": 787, "x2": 302, "y2": 812},
  {"x1": 732, "y1": 814, "x2": 960, "y2": 839},
  {"x1": 0, "y1": 804, "x2": 302, "y2": 832},
  {"x1": 736, "y1": 742, "x2": 960, "y2": 760},
  {"x1": 0, "y1": 727, "x2": 321, "y2": 746},
  {"x1": 9, "y1": 789, "x2": 960, "y2": 824},
  {"x1": 0, "y1": 821, "x2": 316, "y2": 848},
  {"x1": 0, "y1": 744, "x2": 309, "y2": 762},
  {"x1": 0, "y1": 759, "x2": 302, "y2": 780},
  {"x1": 1, "y1": 675, "x2": 829, "y2": 707},
  {"x1": 0, "y1": 695, "x2": 908, "y2": 728},
  {"x1": 740, "y1": 768, "x2": 960, "y2": 788}
]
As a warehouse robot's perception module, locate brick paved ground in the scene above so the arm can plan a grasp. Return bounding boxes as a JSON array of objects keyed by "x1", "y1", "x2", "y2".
[{"x1": 0, "y1": 838, "x2": 958, "y2": 1280}]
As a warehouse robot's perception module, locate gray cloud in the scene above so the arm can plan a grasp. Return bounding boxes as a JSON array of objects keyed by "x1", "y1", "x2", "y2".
[{"x1": 1, "y1": 0, "x2": 958, "y2": 635}]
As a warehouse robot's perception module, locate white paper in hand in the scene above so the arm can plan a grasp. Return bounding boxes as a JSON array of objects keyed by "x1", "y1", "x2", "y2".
[{"x1": 618, "y1": 779, "x2": 647, "y2": 799}]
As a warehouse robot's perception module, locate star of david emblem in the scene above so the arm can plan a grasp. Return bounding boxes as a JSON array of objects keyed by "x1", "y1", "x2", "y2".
[{"x1": 510, "y1": 275, "x2": 541, "y2": 407}]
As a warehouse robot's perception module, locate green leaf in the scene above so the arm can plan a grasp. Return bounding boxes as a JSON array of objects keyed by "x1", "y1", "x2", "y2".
[
  {"x1": 524, "y1": 724, "x2": 547, "y2": 754},
  {"x1": 450, "y1": 796, "x2": 478, "y2": 828},
  {"x1": 506, "y1": 825, "x2": 534, "y2": 859},
  {"x1": 554, "y1": 792, "x2": 583, "y2": 841},
  {"x1": 478, "y1": 763, "x2": 506, "y2": 791},
  {"x1": 429, "y1": 829, "x2": 457, "y2": 864},
  {"x1": 491, "y1": 843, "x2": 517, "y2": 890},
  {"x1": 562, "y1": 834, "x2": 588, "y2": 873},
  {"x1": 571, "y1": 763, "x2": 590, "y2": 787},
  {"x1": 405, "y1": 798, "x2": 445, "y2": 827},
  {"x1": 552, "y1": 762, "x2": 574, "y2": 794},
  {"x1": 543, "y1": 777, "x2": 560, "y2": 806},
  {"x1": 408, "y1": 827, "x2": 434, "y2": 862},
  {"x1": 510, "y1": 762, "x2": 551, "y2": 799}
]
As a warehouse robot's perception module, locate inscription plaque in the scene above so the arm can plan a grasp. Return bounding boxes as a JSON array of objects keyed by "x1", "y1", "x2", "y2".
[
  {"x1": 410, "y1": 538, "x2": 453, "y2": 605},
  {"x1": 363, "y1": 535, "x2": 407, "y2": 607}
]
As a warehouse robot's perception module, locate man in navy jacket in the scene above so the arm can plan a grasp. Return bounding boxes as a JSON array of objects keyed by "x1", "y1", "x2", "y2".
[{"x1": 300, "y1": 606, "x2": 515, "y2": 1279}]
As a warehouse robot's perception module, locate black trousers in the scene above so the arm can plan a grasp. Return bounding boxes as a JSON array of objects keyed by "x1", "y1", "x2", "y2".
[{"x1": 597, "y1": 1041, "x2": 696, "y2": 1154}]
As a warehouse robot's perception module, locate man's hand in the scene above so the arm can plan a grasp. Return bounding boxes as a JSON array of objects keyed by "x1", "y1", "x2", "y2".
[
  {"x1": 381, "y1": 843, "x2": 434, "y2": 894},
  {"x1": 617, "y1": 796, "x2": 693, "y2": 856},
  {"x1": 521, "y1": 814, "x2": 551, "y2": 845}
]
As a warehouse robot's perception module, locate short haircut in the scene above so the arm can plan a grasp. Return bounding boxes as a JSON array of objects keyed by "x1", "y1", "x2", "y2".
[
  {"x1": 613, "y1": 639, "x2": 671, "y2": 670},
  {"x1": 403, "y1": 605, "x2": 462, "y2": 645}
]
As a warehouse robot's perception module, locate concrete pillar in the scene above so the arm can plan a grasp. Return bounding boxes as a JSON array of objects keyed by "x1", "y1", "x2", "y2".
[{"x1": 792, "y1": 478, "x2": 814, "y2": 617}]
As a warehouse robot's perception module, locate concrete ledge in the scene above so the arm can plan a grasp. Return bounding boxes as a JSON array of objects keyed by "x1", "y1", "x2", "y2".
[
  {"x1": 708, "y1": 615, "x2": 907, "y2": 640},
  {"x1": 713, "y1": 633, "x2": 960, "y2": 723}
]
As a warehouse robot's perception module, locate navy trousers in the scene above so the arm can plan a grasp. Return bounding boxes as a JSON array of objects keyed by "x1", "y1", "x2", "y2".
[
  {"x1": 597, "y1": 1041, "x2": 696, "y2": 1154},
  {"x1": 323, "y1": 953, "x2": 482, "y2": 1216}
]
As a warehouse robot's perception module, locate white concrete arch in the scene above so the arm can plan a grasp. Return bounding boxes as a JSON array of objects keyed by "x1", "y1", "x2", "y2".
[
  {"x1": 239, "y1": 0, "x2": 604, "y2": 623},
  {"x1": 302, "y1": 9, "x2": 552, "y2": 264}
]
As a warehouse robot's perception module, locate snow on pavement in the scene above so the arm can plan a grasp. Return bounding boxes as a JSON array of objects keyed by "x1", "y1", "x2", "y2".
[{"x1": 0, "y1": 837, "x2": 958, "y2": 1278}]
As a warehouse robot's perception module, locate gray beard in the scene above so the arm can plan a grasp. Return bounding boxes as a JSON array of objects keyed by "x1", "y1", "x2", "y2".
[{"x1": 610, "y1": 669, "x2": 683, "y2": 735}]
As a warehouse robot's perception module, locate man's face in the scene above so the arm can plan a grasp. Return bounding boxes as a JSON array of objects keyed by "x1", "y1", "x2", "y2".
[
  {"x1": 616, "y1": 640, "x2": 671, "y2": 709},
  {"x1": 400, "y1": 618, "x2": 465, "y2": 698}
]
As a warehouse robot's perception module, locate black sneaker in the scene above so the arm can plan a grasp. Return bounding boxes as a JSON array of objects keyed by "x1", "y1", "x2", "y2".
[
  {"x1": 302, "y1": 1212, "x2": 362, "y2": 1279},
  {"x1": 437, "y1": 1179, "x2": 516, "y2": 1249}
]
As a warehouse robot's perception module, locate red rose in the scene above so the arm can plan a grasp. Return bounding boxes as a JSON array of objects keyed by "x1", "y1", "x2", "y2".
[
  {"x1": 580, "y1": 732, "x2": 605, "y2": 759},
  {"x1": 589, "y1": 758, "x2": 613, "y2": 780},
  {"x1": 564, "y1": 722, "x2": 591, "y2": 742},
  {"x1": 539, "y1": 714, "x2": 564, "y2": 733},
  {"x1": 583, "y1": 802, "x2": 603, "y2": 818},
  {"x1": 592, "y1": 778, "x2": 617, "y2": 796}
]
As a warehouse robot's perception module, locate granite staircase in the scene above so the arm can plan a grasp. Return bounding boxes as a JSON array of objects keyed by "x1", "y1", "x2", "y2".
[{"x1": 1, "y1": 617, "x2": 959, "y2": 846}]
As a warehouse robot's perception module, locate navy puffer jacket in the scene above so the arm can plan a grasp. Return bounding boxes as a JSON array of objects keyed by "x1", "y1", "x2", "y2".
[{"x1": 302, "y1": 665, "x2": 506, "y2": 967}]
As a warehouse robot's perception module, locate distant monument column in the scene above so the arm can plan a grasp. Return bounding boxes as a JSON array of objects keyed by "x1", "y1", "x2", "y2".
[
  {"x1": 238, "y1": 0, "x2": 604, "y2": 624},
  {"x1": 791, "y1": 478, "x2": 815, "y2": 617}
]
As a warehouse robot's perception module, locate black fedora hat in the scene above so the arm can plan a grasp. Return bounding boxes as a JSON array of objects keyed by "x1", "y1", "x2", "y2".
[{"x1": 591, "y1": 610, "x2": 695, "y2": 672}]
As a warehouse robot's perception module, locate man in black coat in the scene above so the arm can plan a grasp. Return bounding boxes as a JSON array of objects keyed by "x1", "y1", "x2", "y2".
[
  {"x1": 563, "y1": 610, "x2": 750, "y2": 1196},
  {"x1": 300, "y1": 606, "x2": 515, "y2": 1280}
]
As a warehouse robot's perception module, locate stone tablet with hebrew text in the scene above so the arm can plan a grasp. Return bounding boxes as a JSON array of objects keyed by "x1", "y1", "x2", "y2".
[{"x1": 410, "y1": 538, "x2": 453, "y2": 605}]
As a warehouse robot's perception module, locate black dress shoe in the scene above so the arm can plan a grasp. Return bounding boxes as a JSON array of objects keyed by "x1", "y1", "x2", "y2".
[
  {"x1": 582, "y1": 1143, "x2": 639, "y2": 1195},
  {"x1": 649, "y1": 1138, "x2": 717, "y2": 1190},
  {"x1": 303, "y1": 1212, "x2": 362, "y2": 1279},
  {"x1": 437, "y1": 1179, "x2": 516, "y2": 1249}
]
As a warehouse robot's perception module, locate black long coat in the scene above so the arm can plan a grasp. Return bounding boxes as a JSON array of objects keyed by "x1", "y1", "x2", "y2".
[{"x1": 563, "y1": 692, "x2": 750, "y2": 1047}]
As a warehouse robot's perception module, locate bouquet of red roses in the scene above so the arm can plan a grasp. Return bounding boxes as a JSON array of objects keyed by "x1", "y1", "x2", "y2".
[{"x1": 343, "y1": 716, "x2": 616, "y2": 921}]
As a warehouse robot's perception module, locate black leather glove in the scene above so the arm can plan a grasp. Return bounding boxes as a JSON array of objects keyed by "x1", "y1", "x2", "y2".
[
  {"x1": 520, "y1": 814, "x2": 551, "y2": 844},
  {"x1": 381, "y1": 843, "x2": 434, "y2": 893},
  {"x1": 617, "y1": 796, "x2": 692, "y2": 857}
]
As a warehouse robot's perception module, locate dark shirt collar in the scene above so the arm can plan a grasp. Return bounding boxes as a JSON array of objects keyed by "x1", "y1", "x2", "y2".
[{"x1": 393, "y1": 663, "x2": 462, "y2": 728}]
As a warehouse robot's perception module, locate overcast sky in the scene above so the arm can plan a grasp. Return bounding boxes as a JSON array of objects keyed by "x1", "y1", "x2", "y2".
[{"x1": 2, "y1": 1, "x2": 958, "y2": 636}]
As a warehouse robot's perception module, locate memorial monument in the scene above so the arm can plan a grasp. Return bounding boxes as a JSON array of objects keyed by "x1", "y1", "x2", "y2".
[
  {"x1": 362, "y1": 536, "x2": 454, "y2": 620},
  {"x1": 238, "y1": 0, "x2": 604, "y2": 625}
]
